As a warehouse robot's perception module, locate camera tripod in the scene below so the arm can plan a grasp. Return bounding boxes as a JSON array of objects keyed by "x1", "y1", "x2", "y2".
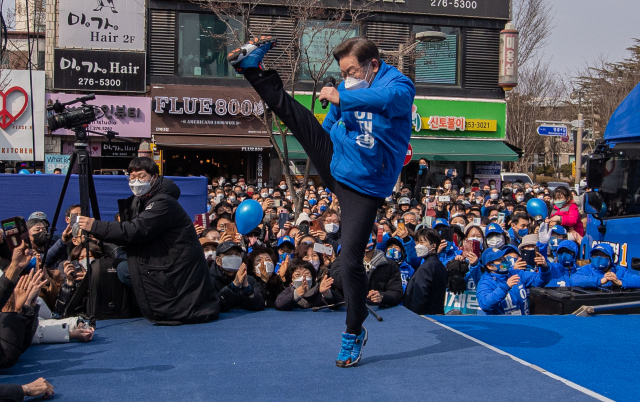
[{"x1": 41, "y1": 126, "x2": 132, "y2": 324}]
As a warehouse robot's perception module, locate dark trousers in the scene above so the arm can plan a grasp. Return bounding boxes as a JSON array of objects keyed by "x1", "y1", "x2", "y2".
[{"x1": 245, "y1": 69, "x2": 382, "y2": 333}]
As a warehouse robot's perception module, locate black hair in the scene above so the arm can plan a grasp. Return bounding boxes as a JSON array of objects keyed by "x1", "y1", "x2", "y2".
[
  {"x1": 294, "y1": 242, "x2": 325, "y2": 268},
  {"x1": 65, "y1": 204, "x2": 81, "y2": 218},
  {"x1": 127, "y1": 157, "x2": 159, "y2": 176},
  {"x1": 511, "y1": 212, "x2": 530, "y2": 227},
  {"x1": 553, "y1": 186, "x2": 571, "y2": 200},
  {"x1": 333, "y1": 37, "x2": 381, "y2": 65},
  {"x1": 414, "y1": 228, "x2": 442, "y2": 248},
  {"x1": 247, "y1": 245, "x2": 277, "y2": 277}
]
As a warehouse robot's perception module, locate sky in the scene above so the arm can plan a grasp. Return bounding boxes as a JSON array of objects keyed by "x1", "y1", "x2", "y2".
[{"x1": 542, "y1": 0, "x2": 640, "y2": 77}]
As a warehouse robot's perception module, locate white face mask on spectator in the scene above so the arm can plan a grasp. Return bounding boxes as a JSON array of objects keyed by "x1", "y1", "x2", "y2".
[
  {"x1": 204, "y1": 251, "x2": 215, "y2": 261},
  {"x1": 490, "y1": 193, "x2": 498, "y2": 200},
  {"x1": 261, "y1": 192, "x2": 269, "y2": 198},
  {"x1": 309, "y1": 260, "x2": 320, "y2": 271},
  {"x1": 325, "y1": 223, "x2": 339, "y2": 234},
  {"x1": 486, "y1": 235, "x2": 505, "y2": 248},
  {"x1": 79, "y1": 258, "x2": 95, "y2": 270},
  {"x1": 221, "y1": 255, "x2": 243, "y2": 271},
  {"x1": 415, "y1": 244, "x2": 430, "y2": 257},
  {"x1": 256, "y1": 261, "x2": 274, "y2": 277}
]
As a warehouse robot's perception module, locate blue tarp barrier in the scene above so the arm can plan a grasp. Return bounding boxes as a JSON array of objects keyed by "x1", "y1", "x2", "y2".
[{"x1": 0, "y1": 175, "x2": 207, "y2": 225}]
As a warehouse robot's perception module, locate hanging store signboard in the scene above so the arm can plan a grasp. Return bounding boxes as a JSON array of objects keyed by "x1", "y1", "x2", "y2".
[
  {"x1": 0, "y1": 70, "x2": 45, "y2": 161},
  {"x1": 53, "y1": 49, "x2": 146, "y2": 93},
  {"x1": 151, "y1": 85, "x2": 268, "y2": 136},
  {"x1": 58, "y1": 0, "x2": 146, "y2": 51}
]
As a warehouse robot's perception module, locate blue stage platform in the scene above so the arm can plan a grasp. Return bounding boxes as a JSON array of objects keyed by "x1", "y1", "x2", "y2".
[{"x1": 0, "y1": 307, "x2": 621, "y2": 401}]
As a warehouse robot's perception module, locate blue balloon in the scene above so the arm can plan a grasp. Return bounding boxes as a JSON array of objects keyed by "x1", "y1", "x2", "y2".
[
  {"x1": 235, "y1": 199, "x2": 263, "y2": 235},
  {"x1": 526, "y1": 198, "x2": 548, "y2": 220},
  {"x1": 18, "y1": 169, "x2": 30, "y2": 174},
  {"x1": 35, "y1": 171, "x2": 43, "y2": 174},
  {"x1": 598, "y1": 202, "x2": 607, "y2": 219}
]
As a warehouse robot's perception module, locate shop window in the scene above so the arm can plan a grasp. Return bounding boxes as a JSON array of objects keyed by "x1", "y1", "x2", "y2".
[
  {"x1": 412, "y1": 25, "x2": 460, "y2": 86},
  {"x1": 299, "y1": 21, "x2": 359, "y2": 81},
  {"x1": 178, "y1": 13, "x2": 244, "y2": 78}
]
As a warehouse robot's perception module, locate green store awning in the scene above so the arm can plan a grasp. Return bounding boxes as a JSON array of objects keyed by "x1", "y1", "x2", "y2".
[
  {"x1": 274, "y1": 135, "x2": 307, "y2": 159},
  {"x1": 274, "y1": 135, "x2": 519, "y2": 162},
  {"x1": 410, "y1": 138, "x2": 519, "y2": 162}
]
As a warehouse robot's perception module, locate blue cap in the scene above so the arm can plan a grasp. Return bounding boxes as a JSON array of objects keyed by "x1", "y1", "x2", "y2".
[
  {"x1": 501, "y1": 244, "x2": 521, "y2": 256},
  {"x1": 385, "y1": 236, "x2": 405, "y2": 252},
  {"x1": 481, "y1": 247, "x2": 507, "y2": 267},
  {"x1": 277, "y1": 236, "x2": 295, "y2": 248},
  {"x1": 557, "y1": 240, "x2": 578, "y2": 255},
  {"x1": 434, "y1": 218, "x2": 449, "y2": 228},
  {"x1": 551, "y1": 226, "x2": 567, "y2": 235},
  {"x1": 485, "y1": 222, "x2": 504, "y2": 236},
  {"x1": 590, "y1": 243, "x2": 614, "y2": 259}
]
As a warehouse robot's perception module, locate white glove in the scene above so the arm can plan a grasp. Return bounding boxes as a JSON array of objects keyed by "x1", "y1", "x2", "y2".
[{"x1": 538, "y1": 222, "x2": 552, "y2": 244}]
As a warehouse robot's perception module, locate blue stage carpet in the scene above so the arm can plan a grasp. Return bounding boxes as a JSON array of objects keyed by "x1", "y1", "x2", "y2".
[
  {"x1": 434, "y1": 315, "x2": 640, "y2": 402},
  {"x1": 0, "y1": 308, "x2": 598, "y2": 402}
]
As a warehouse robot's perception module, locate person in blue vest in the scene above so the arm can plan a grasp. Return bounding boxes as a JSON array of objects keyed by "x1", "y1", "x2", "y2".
[
  {"x1": 545, "y1": 240, "x2": 579, "y2": 287},
  {"x1": 433, "y1": 218, "x2": 460, "y2": 266},
  {"x1": 274, "y1": 236, "x2": 295, "y2": 274},
  {"x1": 476, "y1": 246, "x2": 551, "y2": 315},
  {"x1": 384, "y1": 237, "x2": 414, "y2": 292},
  {"x1": 571, "y1": 243, "x2": 640, "y2": 289},
  {"x1": 507, "y1": 212, "x2": 531, "y2": 247},
  {"x1": 485, "y1": 222, "x2": 508, "y2": 250},
  {"x1": 228, "y1": 36, "x2": 415, "y2": 367}
]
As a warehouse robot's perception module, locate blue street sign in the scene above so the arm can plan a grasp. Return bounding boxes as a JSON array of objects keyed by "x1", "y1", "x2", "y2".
[{"x1": 537, "y1": 125, "x2": 567, "y2": 136}]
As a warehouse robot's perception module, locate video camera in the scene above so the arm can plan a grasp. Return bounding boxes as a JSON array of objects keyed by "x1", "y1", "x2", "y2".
[{"x1": 47, "y1": 94, "x2": 98, "y2": 135}]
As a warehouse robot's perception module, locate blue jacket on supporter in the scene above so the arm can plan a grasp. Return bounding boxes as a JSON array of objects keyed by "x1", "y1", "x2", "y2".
[
  {"x1": 571, "y1": 265, "x2": 640, "y2": 289},
  {"x1": 322, "y1": 61, "x2": 416, "y2": 198},
  {"x1": 398, "y1": 261, "x2": 415, "y2": 292},
  {"x1": 545, "y1": 240, "x2": 579, "y2": 287},
  {"x1": 438, "y1": 242, "x2": 461, "y2": 266},
  {"x1": 477, "y1": 268, "x2": 551, "y2": 315},
  {"x1": 464, "y1": 261, "x2": 483, "y2": 291}
]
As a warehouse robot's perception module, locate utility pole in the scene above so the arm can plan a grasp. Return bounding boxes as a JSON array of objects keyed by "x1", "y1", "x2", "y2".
[{"x1": 575, "y1": 112, "x2": 584, "y2": 187}]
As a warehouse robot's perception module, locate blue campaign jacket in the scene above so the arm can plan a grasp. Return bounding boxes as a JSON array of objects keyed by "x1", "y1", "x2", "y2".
[
  {"x1": 465, "y1": 261, "x2": 483, "y2": 291},
  {"x1": 546, "y1": 262, "x2": 577, "y2": 287},
  {"x1": 398, "y1": 261, "x2": 415, "y2": 292},
  {"x1": 571, "y1": 264, "x2": 640, "y2": 289},
  {"x1": 477, "y1": 267, "x2": 551, "y2": 315},
  {"x1": 322, "y1": 61, "x2": 416, "y2": 198}
]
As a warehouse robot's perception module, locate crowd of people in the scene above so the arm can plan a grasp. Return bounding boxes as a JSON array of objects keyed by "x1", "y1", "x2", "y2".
[{"x1": 1, "y1": 156, "x2": 640, "y2": 398}]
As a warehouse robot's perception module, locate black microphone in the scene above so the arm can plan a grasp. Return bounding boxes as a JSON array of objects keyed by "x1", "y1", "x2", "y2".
[{"x1": 321, "y1": 76, "x2": 336, "y2": 109}]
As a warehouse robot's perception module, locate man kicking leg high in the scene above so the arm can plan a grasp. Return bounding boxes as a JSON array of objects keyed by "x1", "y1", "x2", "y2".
[{"x1": 228, "y1": 36, "x2": 415, "y2": 367}]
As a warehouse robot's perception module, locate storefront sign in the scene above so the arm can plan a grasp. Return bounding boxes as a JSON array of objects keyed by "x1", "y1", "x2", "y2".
[
  {"x1": 46, "y1": 93, "x2": 150, "y2": 138},
  {"x1": 151, "y1": 85, "x2": 268, "y2": 136},
  {"x1": 257, "y1": 153, "x2": 264, "y2": 188},
  {"x1": 268, "y1": 0, "x2": 511, "y2": 19},
  {"x1": 499, "y1": 25, "x2": 519, "y2": 90},
  {"x1": 53, "y1": 49, "x2": 146, "y2": 93},
  {"x1": 0, "y1": 70, "x2": 45, "y2": 161},
  {"x1": 63, "y1": 140, "x2": 102, "y2": 157},
  {"x1": 101, "y1": 142, "x2": 138, "y2": 157},
  {"x1": 58, "y1": 0, "x2": 145, "y2": 51},
  {"x1": 474, "y1": 161, "x2": 502, "y2": 190},
  {"x1": 45, "y1": 155, "x2": 71, "y2": 174}
]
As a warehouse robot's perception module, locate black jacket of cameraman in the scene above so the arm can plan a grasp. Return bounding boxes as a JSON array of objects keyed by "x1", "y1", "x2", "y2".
[{"x1": 89, "y1": 176, "x2": 220, "y2": 325}]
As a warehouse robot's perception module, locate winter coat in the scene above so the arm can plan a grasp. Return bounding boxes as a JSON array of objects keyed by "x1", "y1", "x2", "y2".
[
  {"x1": 275, "y1": 284, "x2": 326, "y2": 311},
  {"x1": 0, "y1": 384, "x2": 25, "y2": 402},
  {"x1": 546, "y1": 262, "x2": 578, "y2": 287},
  {"x1": 551, "y1": 201, "x2": 585, "y2": 236},
  {"x1": 330, "y1": 251, "x2": 404, "y2": 308},
  {"x1": 571, "y1": 264, "x2": 640, "y2": 289},
  {"x1": 89, "y1": 176, "x2": 220, "y2": 325},
  {"x1": 209, "y1": 263, "x2": 265, "y2": 312},
  {"x1": 253, "y1": 275, "x2": 286, "y2": 309},
  {"x1": 32, "y1": 298, "x2": 80, "y2": 344},
  {"x1": 414, "y1": 169, "x2": 439, "y2": 197},
  {"x1": 0, "y1": 304, "x2": 39, "y2": 369},
  {"x1": 322, "y1": 60, "x2": 416, "y2": 198},
  {"x1": 476, "y1": 267, "x2": 551, "y2": 315},
  {"x1": 403, "y1": 254, "x2": 448, "y2": 315}
]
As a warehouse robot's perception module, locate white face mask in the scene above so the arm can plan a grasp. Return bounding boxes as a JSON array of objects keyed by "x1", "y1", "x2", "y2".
[
  {"x1": 309, "y1": 259, "x2": 320, "y2": 271},
  {"x1": 490, "y1": 194, "x2": 498, "y2": 200},
  {"x1": 256, "y1": 261, "x2": 275, "y2": 277},
  {"x1": 444, "y1": 184, "x2": 452, "y2": 190},
  {"x1": 325, "y1": 223, "x2": 339, "y2": 234},
  {"x1": 293, "y1": 276, "x2": 313, "y2": 289},
  {"x1": 219, "y1": 178, "x2": 225, "y2": 184},
  {"x1": 344, "y1": 63, "x2": 372, "y2": 90},
  {"x1": 207, "y1": 51, "x2": 213, "y2": 57},
  {"x1": 129, "y1": 178, "x2": 152, "y2": 196},
  {"x1": 465, "y1": 179, "x2": 471, "y2": 184},
  {"x1": 204, "y1": 251, "x2": 215, "y2": 261},
  {"x1": 415, "y1": 244, "x2": 430, "y2": 257},
  {"x1": 280, "y1": 185, "x2": 287, "y2": 190},
  {"x1": 286, "y1": 195, "x2": 292, "y2": 201},
  {"x1": 468, "y1": 237, "x2": 483, "y2": 243},
  {"x1": 232, "y1": 179, "x2": 237, "y2": 183},
  {"x1": 269, "y1": 188, "x2": 274, "y2": 195},
  {"x1": 516, "y1": 196, "x2": 525, "y2": 202},
  {"x1": 79, "y1": 258, "x2": 95, "y2": 270},
  {"x1": 486, "y1": 235, "x2": 505, "y2": 249},
  {"x1": 261, "y1": 193, "x2": 269, "y2": 198},
  {"x1": 229, "y1": 196, "x2": 236, "y2": 202},
  {"x1": 221, "y1": 255, "x2": 243, "y2": 271}
]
